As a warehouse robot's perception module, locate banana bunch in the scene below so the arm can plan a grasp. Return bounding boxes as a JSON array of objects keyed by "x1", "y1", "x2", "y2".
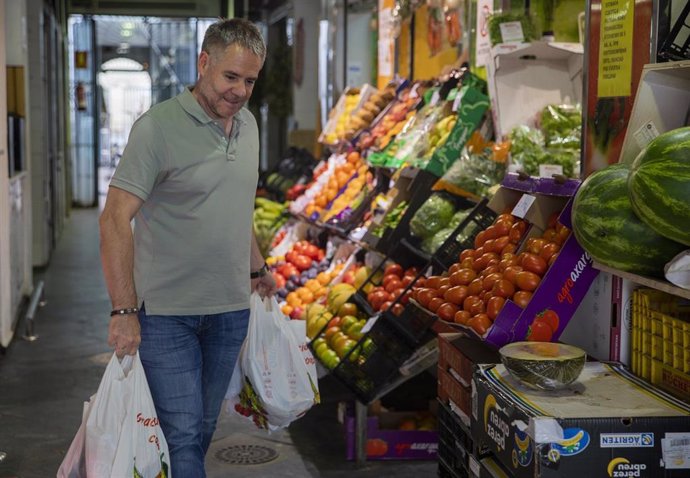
[{"x1": 254, "y1": 198, "x2": 288, "y2": 256}]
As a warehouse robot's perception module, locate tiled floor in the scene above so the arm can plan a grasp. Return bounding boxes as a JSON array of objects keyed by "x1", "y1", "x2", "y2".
[{"x1": 0, "y1": 208, "x2": 439, "y2": 478}]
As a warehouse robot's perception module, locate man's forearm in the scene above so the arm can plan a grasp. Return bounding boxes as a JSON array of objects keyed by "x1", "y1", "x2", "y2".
[
  {"x1": 99, "y1": 215, "x2": 137, "y2": 309},
  {"x1": 250, "y1": 227, "x2": 266, "y2": 272}
]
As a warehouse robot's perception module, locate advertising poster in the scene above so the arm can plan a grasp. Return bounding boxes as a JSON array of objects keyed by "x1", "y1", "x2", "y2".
[{"x1": 582, "y1": 0, "x2": 653, "y2": 176}]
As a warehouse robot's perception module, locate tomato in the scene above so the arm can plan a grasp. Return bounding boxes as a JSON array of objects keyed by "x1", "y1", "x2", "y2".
[
  {"x1": 501, "y1": 243, "x2": 517, "y2": 255},
  {"x1": 472, "y1": 254, "x2": 490, "y2": 272},
  {"x1": 425, "y1": 275, "x2": 445, "y2": 290},
  {"x1": 474, "y1": 231, "x2": 488, "y2": 248},
  {"x1": 439, "y1": 277, "x2": 451, "y2": 288},
  {"x1": 437, "y1": 302, "x2": 459, "y2": 322},
  {"x1": 454, "y1": 310, "x2": 471, "y2": 325},
  {"x1": 541, "y1": 228, "x2": 557, "y2": 242},
  {"x1": 493, "y1": 236, "x2": 511, "y2": 253},
  {"x1": 479, "y1": 265, "x2": 500, "y2": 278},
  {"x1": 382, "y1": 274, "x2": 400, "y2": 288},
  {"x1": 526, "y1": 320, "x2": 553, "y2": 342},
  {"x1": 527, "y1": 238, "x2": 547, "y2": 255},
  {"x1": 516, "y1": 271, "x2": 541, "y2": 292},
  {"x1": 472, "y1": 247, "x2": 485, "y2": 259},
  {"x1": 503, "y1": 265, "x2": 524, "y2": 285},
  {"x1": 540, "y1": 242, "x2": 560, "y2": 263},
  {"x1": 485, "y1": 225, "x2": 501, "y2": 241},
  {"x1": 509, "y1": 221, "x2": 526, "y2": 244},
  {"x1": 482, "y1": 272, "x2": 504, "y2": 291},
  {"x1": 459, "y1": 249, "x2": 474, "y2": 262},
  {"x1": 468, "y1": 298, "x2": 486, "y2": 316},
  {"x1": 537, "y1": 309, "x2": 560, "y2": 332},
  {"x1": 496, "y1": 213, "x2": 516, "y2": 225},
  {"x1": 555, "y1": 227, "x2": 571, "y2": 245},
  {"x1": 548, "y1": 252, "x2": 559, "y2": 267},
  {"x1": 521, "y1": 253, "x2": 547, "y2": 276},
  {"x1": 498, "y1": 256, "x2": 519, "y2": 271},
  {"x1": 391, "y1": 303, "x2": 405, "y2": 316},
  {"x1": 492, "y1": 279, "x2": 516, "y2": 299},
  {"x1": 369, "y1": 290, "x2": 389, "y2": 311},
  {"x1": 416, "y1": 288, "x2": 437, "y2": 307},
  {"x1": 391, "y1": 287, "x2": 406, "y2": 300},
  {"x1": 448, "y1": 262, "x2": 463, "y2": 275},
  {"x1": 400, "y1": 290, "x2": 412, "y2": 304},
  {"x1": 444, "y1": 285, "x2": 469, "y2": 305},
  {"x1": 468, "y1": 313, "x2": 492, "y2": 336},
  {"x1": 404, "y1": 266, "x2": 419, "y2": 278},
  {"x1": 384, "y1": 279, "x2": 403, "y2": 294},
  {"x1": 512, "y1": 290, "x2": 533, "y2": 308},
  {"x1": 463, "y1": 295, "x2": 482, "y2": 313},
  {"x1": 487, "y1": 296, "x2": 506, "y2": 320},
  {"x1": 428, "y1": 297, "x2": 444, "y2": 313},
  {"x1": 450, "y1": 268, "x2": 477, "y2": 286},
  {"x1": 379, "y1": 301, "x2": 392, "y2": 312},
  {"x1": 468, "y1": 278, "x2": 484, "y2": 296},
  {"x1": 438, "y1": 284, "x2": 451, "y2": 297},
  {"x1": 492, "y1": 221, "x2": 511, "y2": 238},
  {"x1": 401, "y1": 275, "x2": 414, "y2": 287},
  {"x1": 384, "y1": 263, "x2": 403, "y2": 278},
  {"x1": 460, "y1": 257, "x2": 474, "y2": 269}
]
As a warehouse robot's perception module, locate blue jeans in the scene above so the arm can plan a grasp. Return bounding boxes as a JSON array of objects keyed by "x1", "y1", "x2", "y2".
[{"x1": 138, "y1": 306, "x2": 250, "y2": 478}]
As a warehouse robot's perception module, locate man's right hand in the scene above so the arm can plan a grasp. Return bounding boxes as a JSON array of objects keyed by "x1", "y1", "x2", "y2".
[{"x1": 108, "y1": 314, "x2": 141, "y2": 358}]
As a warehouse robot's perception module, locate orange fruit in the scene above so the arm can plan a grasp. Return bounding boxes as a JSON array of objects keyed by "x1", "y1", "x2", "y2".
[{"x1": 281, "y1": 305, "x2": 293, "y2": 316}]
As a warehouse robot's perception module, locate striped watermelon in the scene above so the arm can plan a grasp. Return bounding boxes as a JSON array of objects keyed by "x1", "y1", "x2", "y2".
[
  {"x1": 572, "y1": 164, "x2": 686, "y2": 277},
  {"x1": 629, "y1": 127, "x2": 690, "y2": 246}
]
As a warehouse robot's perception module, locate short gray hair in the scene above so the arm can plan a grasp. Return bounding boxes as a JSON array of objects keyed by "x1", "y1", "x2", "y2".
[{"x1": 202, "y1": 18, "x2": 266, "y2": 62}]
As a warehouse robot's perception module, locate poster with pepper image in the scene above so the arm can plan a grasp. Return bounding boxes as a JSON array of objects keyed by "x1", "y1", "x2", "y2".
[{"x1": 582, "y1": 0, "x2": 652, "y2": 175}]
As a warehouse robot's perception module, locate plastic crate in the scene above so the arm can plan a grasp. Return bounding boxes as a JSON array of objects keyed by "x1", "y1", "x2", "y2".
[
  {"x1": 431, "y1": 198, "x2": 497, "y2": 270},
  {"x1": 438, "y1": 454, "x2": 469, "y2": 478},
  {"x1": 332, "y1": 314, "x2": 419, "y2": 403},
  {"x1": 383, "y1": 300, "x2": 438, "y2": 346}
]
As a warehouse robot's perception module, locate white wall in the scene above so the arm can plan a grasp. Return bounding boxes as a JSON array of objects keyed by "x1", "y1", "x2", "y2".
[{"x1": 0, "y1": 0, "x2": 12, "y2": 347}]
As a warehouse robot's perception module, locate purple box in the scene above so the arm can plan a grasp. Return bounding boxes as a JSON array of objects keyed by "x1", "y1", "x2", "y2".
[
  {"x1": 478, "y1": 177, "x2": 599, "y2": 348},
  {"x1": 344, "y1": 405, "x2": 439, "y2": 461}
]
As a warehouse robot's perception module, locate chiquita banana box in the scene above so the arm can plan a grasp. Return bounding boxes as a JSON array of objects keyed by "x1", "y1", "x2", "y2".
[{"x1": 472, "y1": 362, "x2": 690, "y2": 478}]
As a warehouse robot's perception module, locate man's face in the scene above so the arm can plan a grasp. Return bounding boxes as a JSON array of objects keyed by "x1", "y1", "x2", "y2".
[{"x1": 196, "y1": 43, "x2": 263, "y2": 120}]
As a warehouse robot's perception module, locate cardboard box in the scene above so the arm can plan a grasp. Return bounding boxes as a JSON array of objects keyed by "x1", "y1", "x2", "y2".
[
  {"x1": 486, "y1": 41, "x2": 584, "y2": 139},
  {"x1": 463, "y1": 174, "x2": 599, "y2": 349},
  {"x1": 472, "y1": 362, "x2": 690, "y2": 478},
  {"x1": 343, "y1": 402, "x2": 438, "y2": 461},
  {"x1": 559, "y1": 271, "x2": 615, "y2": 362},
  {"x1": 618, "y1": 60, "x2": 690, "y2": 166}
]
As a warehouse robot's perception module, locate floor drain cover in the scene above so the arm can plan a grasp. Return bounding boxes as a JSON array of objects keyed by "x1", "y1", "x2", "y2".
[{"x1": 214, "y1": 444, "x2": 279, "y2": 465}]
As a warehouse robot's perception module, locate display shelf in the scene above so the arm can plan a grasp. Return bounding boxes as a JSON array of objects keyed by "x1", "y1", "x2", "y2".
[{"x1": 592, "y1": 261, "x2": 690, "y2": 300}]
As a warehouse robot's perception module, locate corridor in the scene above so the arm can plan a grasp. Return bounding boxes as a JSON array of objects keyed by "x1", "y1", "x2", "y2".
[{"x1": 0, "y1": 208, "x2": 437, "y2": 478}]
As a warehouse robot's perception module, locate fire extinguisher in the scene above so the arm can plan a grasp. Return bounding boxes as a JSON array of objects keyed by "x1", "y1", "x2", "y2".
[{"x1": 76, "y1": 82, "x2": 87, "y2": 111}]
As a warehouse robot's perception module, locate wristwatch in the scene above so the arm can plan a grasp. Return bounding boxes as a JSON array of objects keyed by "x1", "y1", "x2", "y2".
[{"x1": 250, "y1": 263, "x2": 268, "y2": 279}]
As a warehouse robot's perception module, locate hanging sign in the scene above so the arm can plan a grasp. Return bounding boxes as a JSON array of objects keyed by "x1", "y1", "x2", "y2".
[
  {"x1": 475, "y1": 0, "x2": 493, "y2": 67},
  {"x1": 597, "y1": 0, "x2": 635, "y2": 97}
]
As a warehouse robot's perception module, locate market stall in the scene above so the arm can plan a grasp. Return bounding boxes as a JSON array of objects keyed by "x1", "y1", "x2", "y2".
[{"x1": 241, "y1": 0, "x2": 690, "y2": 474}]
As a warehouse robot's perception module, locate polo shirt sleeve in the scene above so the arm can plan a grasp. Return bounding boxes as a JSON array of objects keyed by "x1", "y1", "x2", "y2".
[{"x1": 109, "y1": 114, "x2": 167, "y2": 201}]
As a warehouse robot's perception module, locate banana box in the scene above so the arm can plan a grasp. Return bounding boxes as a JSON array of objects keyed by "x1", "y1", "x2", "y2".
[{"x1": 472, "y1": 362, "x2": 690, "y2": 478}]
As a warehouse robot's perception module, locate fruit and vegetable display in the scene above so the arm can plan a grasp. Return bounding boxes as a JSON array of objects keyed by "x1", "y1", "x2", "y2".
[
  {"x1": 253, "y1": 198, "x2": 289, "y2": 256},
  {"x1": 508, "y1": 103, "x2": 582, "y2": 178},
  {"x1": 260, "y1": 147, "x2": 317, "y2": 201},
  {"x1": 359, "y1": 262, "x2": 420, "y2": 316},
  {"x1": 409, "y1": 208, "x2": 572, "y2": 339},
  {"x1": 499, "y1": 341, "x2": 586, "y2": 390}
]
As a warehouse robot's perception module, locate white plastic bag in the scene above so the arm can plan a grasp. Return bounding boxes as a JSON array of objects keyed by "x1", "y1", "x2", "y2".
[
  {"x1": 226, "y1": 293, "x2": 319, "y2": 430},
  {"x1": 57, "y1": 395, "x2": 94, "y2": 478},
  {"x1": 82, "y1": 352, "x2": 171, "y2": 477}
]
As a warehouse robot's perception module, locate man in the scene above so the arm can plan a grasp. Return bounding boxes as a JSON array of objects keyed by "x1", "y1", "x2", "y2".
[{"x1": 99, "y1": 18, "x2": 275, "y2": 477}]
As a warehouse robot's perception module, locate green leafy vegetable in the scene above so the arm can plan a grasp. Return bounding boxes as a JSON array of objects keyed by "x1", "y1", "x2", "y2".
[{"x1": 409, "y1": 194, "x2": 456, "y2": 239}]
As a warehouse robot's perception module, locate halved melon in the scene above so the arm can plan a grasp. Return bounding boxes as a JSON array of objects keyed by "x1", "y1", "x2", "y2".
[{"x1": 499, "y1": 342, "x2": 586, "y2": 390}]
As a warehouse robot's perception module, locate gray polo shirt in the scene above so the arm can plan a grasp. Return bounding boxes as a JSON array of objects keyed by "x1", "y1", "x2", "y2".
[{"x1": 110, "y1": 87, "x2": 259, "y2": 315}]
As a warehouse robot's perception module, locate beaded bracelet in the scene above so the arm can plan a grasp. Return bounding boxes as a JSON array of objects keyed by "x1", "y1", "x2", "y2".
[{"x1": 110, "y1": 307, "x2": 139, "y2": 317}]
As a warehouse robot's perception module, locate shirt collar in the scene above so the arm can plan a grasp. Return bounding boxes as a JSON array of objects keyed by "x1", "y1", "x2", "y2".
[{"x1": 178, "y1": 86, "x2": 248, "y2": 129}]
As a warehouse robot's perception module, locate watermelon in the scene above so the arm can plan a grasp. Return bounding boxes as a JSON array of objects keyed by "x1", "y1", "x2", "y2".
[
  {"x1": 500, "y1": 342, "x2": 586, "y2": 390},
  {"x1": 628, "y1": 127, "x2": 690, "y2": 246},
  {"x1": 572, "y1": 164, "x2": 686, "y2": 277}
]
